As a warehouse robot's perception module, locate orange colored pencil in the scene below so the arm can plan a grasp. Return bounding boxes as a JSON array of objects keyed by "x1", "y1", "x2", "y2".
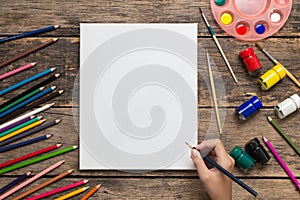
[{"x1": 81, "y1": 183, "x2": 102, "y2": 200}]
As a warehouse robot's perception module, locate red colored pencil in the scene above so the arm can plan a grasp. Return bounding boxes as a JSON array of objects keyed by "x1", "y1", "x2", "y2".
[
  {"x1": 0, "y1": 62, "x2": 38, "y2": 80},
  {"x1": 27, "y1": 179, "x2": 89, "y2": 200},
  {"x1": 0, "y1": 144, "x2": 61, "y2": 169}
]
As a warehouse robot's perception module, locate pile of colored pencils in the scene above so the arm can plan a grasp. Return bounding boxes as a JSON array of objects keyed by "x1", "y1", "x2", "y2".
[{"x1": 0, "y1": 25, "x2": 101, "y2": 199}]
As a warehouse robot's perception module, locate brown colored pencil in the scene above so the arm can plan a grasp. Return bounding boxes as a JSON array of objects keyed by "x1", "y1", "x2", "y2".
[
  {"x1": 13, "y1": 169, "x2": 74, "y2": 200},
  {"x1": 81, "y1": 183, "x2": 102, "y2": 200},
  {"x1": 0, "y1": 38, "x2": 58, "y2": 68}
]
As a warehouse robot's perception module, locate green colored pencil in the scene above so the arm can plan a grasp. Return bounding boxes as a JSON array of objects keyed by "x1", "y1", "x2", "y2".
[
  {"x1": 267, "y1": 117, "x2": 300, "y2": 156},
  {"x1": 0, "y1": 145, "x2": 77, "y2": 175},
  {"x1": 0, "y1": 116, "x2": 42, "y2": 138},
  {"x1": 0, "y1": 87, "x2": 45, "y2": 113}
]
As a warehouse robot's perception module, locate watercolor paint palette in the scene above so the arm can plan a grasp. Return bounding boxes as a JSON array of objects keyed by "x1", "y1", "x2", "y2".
[{"x1": 210, "y1": 0, "x2": 292, "y2": 41}]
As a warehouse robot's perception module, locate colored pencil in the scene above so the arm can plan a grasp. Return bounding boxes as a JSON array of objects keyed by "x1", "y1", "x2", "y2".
[
  {"x1": 0, "y1": 171, "x2": 32, "y2": 194},
  {"x1": 185, "y1": 142, "x2": 258, "y2": 197},
  {"x1": 0, "y1": 115, "x2": 35, "y2": 133},
  {"x1": 0, "y1": 25, "x2": 60, "y2": 44},
  {"x1": 0, "y1": 119, "x2": 60, "y2": 147},
  {"x1": 0, "y1": 145, "x2": 76, "y2": 175},
  {"x1": 0, "y1": 116, "x2": 42, "y2": 138},
  {"x1": 0, "y1": 103, "x2": 54, "y2": 130},
  {"x1": 267, "y1": 117, "x2": 300, "y2": 156},
  {"x1": 206, "y1": 51, "x2": 222, "y2": 134},
  {"x1": 0, "y1": 87, "x2": 44, "y2": 113},
  {"x1": 0, "y1": 134, "x2": 52, "y2": 153},
  {"x1": 0, "y1": 67, "x2": 56, "y2": 96},
  {"x1": 81, "y1": 183, "x2": 102, "y2": 200},
  {"x1": 0, "y1": 143, "x2": 61, "y2": 169},
  {"x1": 0, "y1": 160, "x2": 65, "y2": 199},
  {"x1": 0, "y1": 62, "x2": 38, "y2": 80},
  {"x1": 0, "y1": 86, "x2": 56, "y2": 118},
  {"x1": 14, "y1": 169, "x2": 74, "y2": 200},
  {"x1": 0, "y1": 73, "x2": 60, "y2": 110},
  {"x1": 55, "y1": 186, "x2": 90, "y2": 200},
  {"x1": 27, "y1": 179, "x2": 89, "y2": 200},
  {"x1": 0, "y1": 38, "x2": 58, "y2": 68},
  {"x1": 0, "y1": 91, "x2": 62, "y2": 124},
  {"x1": 256, "y1": 43, "x2": 300, "y2": 88},
  {"x1": 0, "y1": 119, "x2": 46, "y2": 142},
  {"x1": 199, "y1": 8, "x2": 238, "y2": 83},
  {"x1": 262, "y1": 136, "x2": 300, "y2": 190}
]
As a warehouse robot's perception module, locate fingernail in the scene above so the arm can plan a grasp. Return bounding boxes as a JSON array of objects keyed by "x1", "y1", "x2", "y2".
[{"x1": 191, "y1": 149, "x2": 197, "y2": 158}]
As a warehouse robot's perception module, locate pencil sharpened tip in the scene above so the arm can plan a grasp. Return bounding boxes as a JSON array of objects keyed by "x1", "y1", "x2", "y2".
[
  {"x1": 53, "y1": 38, "x2": 59, "y2": 42},
  {"x1": 267, "y1": 116, "x2": 272, "y2": 122},
  {"x1": 54, "y1": 25, "x2": 60, "y2": 29},
  {"x1": 96, "y1": 183, "x2": 102, "y2": 189},
  {"x1": 57, "y1": 143, "x2": 63, "y2": 147},
  {"x1": 32, "y1": 62, "x2": 38, "y2": 66},
  {"x1": 73, "y1": 145, "x2": 78, "y2": 149},
  {"x1": 83, "y1": 179, "x2": 89, "y2": 183},
  {"x1": 185, "y1": 142, "x2": 193, "y2": 149},
  {"x1": 55, "y1": 119, "x2": 62, "y2": 123},
  {"x1": 262, "y1": 136, "x2": 268, "y2": 142}
]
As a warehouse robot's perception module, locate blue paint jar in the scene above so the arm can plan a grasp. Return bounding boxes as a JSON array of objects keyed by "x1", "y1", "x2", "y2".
[{"x1": 237, "y1": 96, "x2": 263, "y2": 120}]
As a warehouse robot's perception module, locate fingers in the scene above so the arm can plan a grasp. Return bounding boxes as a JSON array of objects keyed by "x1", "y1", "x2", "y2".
[
  {"x1": 191, "y1": 148, "x2": 211, "y2": 181},
  {"x1": 214, "y1": 139, "x2": 235, "y2": 171}
]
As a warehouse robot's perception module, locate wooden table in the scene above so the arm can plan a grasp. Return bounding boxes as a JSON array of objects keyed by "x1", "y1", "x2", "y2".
[{"x1": 0, "y1": 1, "x2": 299, "y2": 199}]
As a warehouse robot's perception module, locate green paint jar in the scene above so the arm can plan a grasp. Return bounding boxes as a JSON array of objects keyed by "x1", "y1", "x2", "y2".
[{"x1": 230, "y1": 146, "x2": 255, "y2": 171}]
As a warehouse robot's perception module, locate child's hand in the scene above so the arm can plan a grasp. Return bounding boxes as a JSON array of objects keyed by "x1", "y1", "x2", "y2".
[{"x1": 191, "y1": 139, "x2": 235, "y2": 200}]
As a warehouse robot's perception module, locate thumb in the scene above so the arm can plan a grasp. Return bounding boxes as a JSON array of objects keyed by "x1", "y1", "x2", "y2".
[{"x1": 191, "y1": 149, "x2": 210, "y2": 180}]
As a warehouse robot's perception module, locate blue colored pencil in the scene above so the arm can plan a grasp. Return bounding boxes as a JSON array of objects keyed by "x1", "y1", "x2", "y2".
[
  {"x1": 0, "y1": 119, "x2": 61, "y2": 147},
  {"x1": 0, "y1": 134, "x2": 52, "y2": 153},
  {"x1": 0, "y1": 171, "x2": 31, "y2": 194},
  {"x1": 0, "y1": 25, "x2": 60, "y2": 44},
  {"x1": 0, "y1": 68, "x2": 56, "y2": 96},
  {"x1": 185, "y1": 142, "x2": 258, "y2": 197},
  {"x1": 0, "y1": 86, "x2": 56, "y2": 118}
]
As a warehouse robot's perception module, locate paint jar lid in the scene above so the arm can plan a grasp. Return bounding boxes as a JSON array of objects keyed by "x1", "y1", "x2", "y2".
[
  {"x1": 273, "y1": 64, "x2": 286, "y2": 79},
  {"x1": 239, "y1": 47, "x2": 254, "y2": 59},
  {"x1": 229, "y1": 146, "x2": 243, "y2": 160},
  {"x1": 290, "y1": 94, "x2": 300, "y2": 109},
  {"x1": 250, "y1": 96, "x2": 263, "y2": 110},
  {"x1": 215, "y1": 0, "x2": 226, "y2": 6}
]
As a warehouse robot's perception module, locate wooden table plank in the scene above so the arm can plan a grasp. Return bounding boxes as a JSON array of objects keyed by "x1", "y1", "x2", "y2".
[
  {"x1": 0, "y1": 1, "x2": 299, "y2": 37},
  {"x1": 0, "y1": 108, "x2": 299, "y2": 177},
  {"x1": 1, "y1": 177, "x2": 299, "y2": 199},
  {"x1": 1, "y1": 38, "x2": 299, "y2": 107}
]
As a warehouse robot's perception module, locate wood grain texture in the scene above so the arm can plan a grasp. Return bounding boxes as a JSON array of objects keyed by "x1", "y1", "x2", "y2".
[
  {"x1": 0, "y1": 108, "x2": 299, "y2": 178},
  {"x1": 0, "y1": 0, "x2": 299, "y2": 37},
  {"x1": 1, "y1": 38, "x2": 299, "y2": 107},
  {"x1": 0, "y1": 1, "x2": 299, "y2": 199},
  {"x1": 0, "y1": 177, "x2": 299, "y2": 199}
]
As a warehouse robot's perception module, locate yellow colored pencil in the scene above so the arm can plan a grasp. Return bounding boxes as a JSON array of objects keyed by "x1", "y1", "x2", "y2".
[
  {"x1": 0, "y1": 119, "x2": 46, "y2": 142},
  {"x1": 54, "y1": 186, "x2": 90, "y2": 200}
]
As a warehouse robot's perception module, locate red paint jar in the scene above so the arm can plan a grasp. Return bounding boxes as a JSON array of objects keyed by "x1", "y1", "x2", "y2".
[{"x1": 239, "y1": 47, "x2": 262, "y2": 73}]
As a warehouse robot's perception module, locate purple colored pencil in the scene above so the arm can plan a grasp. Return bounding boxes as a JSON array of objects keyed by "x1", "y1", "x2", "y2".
[
  {"x1": 0, "y1": 171, "x2": 32, "y2": 194},
  {"x1": 0, "y1": 115, "x2": 35, "y2": 133},
  {"x1": 262, "y1": 136, "x2": 300, "y2": 190}
]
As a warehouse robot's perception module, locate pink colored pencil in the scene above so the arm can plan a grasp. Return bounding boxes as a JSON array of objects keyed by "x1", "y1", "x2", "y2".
[
  {"x1": 26, "y1": 179, "x2": 89, "y2": 200},
  {"x1": 262, "y1": 136, "x2": 300, "y2": 190},
  {"x1": 0, "y1": 62, "x2": 38, "y2": 80},
  {"x1": 0, "y1": 160, "x2": 65, "y2": 199}
]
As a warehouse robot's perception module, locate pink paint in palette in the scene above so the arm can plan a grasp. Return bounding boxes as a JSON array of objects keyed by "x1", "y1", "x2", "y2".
[{"x1": 210, "y1": 0, "x2": 293, "y2": 41}]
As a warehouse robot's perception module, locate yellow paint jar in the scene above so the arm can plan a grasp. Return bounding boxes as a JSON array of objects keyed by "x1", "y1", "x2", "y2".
[{"x1": 258, "y1": 64, "x2": 286, "y2": 90}]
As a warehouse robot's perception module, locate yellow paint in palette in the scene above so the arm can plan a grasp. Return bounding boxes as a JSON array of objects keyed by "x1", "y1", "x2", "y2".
[{"x1": 258, "y1": 64, "x2": 286, "y2": 90}]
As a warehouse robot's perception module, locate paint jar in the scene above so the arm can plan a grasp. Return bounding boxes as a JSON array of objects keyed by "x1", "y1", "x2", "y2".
[
  {"x1": 274, "y1": 94, "x2": 300, "y2": 119},
  {"x1": 237, "y1": 96, "x2": 263, "y2": 120},
  {"x1": 245, "y1": 138, "x2": 270, "y2": 165},
  {"x1": 239, "y1": 47, "x2": 262, "y2": 74},
  {"x1": 258, "y1": 64, "x2": 286, "y2": 90},
  {"x1": 230, "y1": 146, "x2": 255, "y2": 171}
]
